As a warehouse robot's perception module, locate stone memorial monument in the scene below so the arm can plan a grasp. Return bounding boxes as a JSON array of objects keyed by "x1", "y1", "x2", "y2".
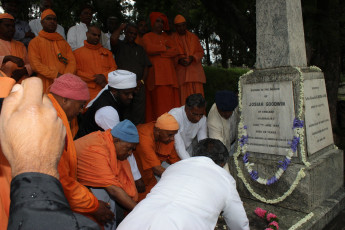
[{"x1": 230, "y1": 0, "x2": 345, "y2": 229}]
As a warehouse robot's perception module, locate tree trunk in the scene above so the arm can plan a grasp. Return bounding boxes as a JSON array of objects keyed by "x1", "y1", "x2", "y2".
[{"x1": 205, "y1": 35, "x2": 212, "y2": 66}]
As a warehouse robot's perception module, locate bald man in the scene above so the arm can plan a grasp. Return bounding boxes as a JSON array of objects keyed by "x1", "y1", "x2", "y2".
[{"x1": 74, "y1": 25, "x2": 117, "y2": 102}]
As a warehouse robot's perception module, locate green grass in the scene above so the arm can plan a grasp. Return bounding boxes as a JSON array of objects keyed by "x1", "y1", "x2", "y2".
[{"x1": 203, "y1": 66, "x2": 250, "y2": 112}]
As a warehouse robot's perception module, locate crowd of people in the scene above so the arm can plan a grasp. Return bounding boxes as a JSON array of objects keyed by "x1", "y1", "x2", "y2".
[{"x1": 0, "y1": 0, "x2": 250, "y2": 229}]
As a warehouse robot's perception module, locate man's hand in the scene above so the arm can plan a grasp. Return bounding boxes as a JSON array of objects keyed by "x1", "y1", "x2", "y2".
[
  {"x1": 119, "y1": 23, "x2": 127, "y2": 31},
  {"x1": 91, "y1": 200, "x2": 115, "y2": 225},
  {"x1": 0, "y1": 77, "x2": 66, "y2": 178},
  {"x1": 152, "y1": 165, "x2": 165, "y2": 177},
  {"x1": 94, "y1": 74, "x2": 107, "y2": 88},
  {"x1": 135, "y1": 178, "x2": 146, "y2": 193},
  {"x1": 178, "y1": 57, "x2": 190, "y2": 67},
  {"x1": 11, "y1": 68, "x2": 28, "y2": 82},
  {"x1": 3, "y1": 55, "x2": 24, "y2": 67},
  {"x1": 188, "y1": 55, "x2": 194, "y2": 64}
]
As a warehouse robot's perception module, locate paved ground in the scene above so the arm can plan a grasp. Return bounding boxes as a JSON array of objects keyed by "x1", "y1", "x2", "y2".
[{"x1": 215, "y1": 203, "x2": 345, "y2": 230}]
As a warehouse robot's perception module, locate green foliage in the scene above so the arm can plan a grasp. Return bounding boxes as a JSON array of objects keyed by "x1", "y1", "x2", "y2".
[{"x1": 203, "y1": 66, "x2": 249, "y2": 112}]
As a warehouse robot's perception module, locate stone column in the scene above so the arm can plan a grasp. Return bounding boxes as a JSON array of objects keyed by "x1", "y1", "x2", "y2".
[
  {"x1": 230, "y1": 0, "x2": 345, "y2": 229},
  {"x1": 256, "y1": 0, "x2": 307, "y2": 69}
]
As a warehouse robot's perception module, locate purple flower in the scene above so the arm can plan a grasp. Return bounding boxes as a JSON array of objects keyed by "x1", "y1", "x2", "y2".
[
  {"x1": 266, "y1": 176, "x2": 277, "y2": 185},
  {"x1": 243, "y1": 152, "x2": 250, "y2": 163},
  {"x1": 293, "y1": 118, "x2": 304, "y2": 129},
  {"x1": 239, "y1": 135, "x2": 249, "y2": 147},
  {"x1": 244, "y1": 125, "x2": 247, "y2": 130},
  {"x1": 289, "y1": 136, "x2": 300, "y2": 152},
  {"x1": 278, "y1": 157, "x2": 291, "y2": 171},
  {"x1": 250, "y1": 170, "x2": 259, "y2": 180}
]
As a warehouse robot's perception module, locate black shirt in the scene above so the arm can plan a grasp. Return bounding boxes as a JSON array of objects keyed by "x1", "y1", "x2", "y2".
[
  {"x1": 8, "y1": 172, "x2": 100, "y2": 230},
  {"x1": 114, "y1": 40, "x2": 151, "y2": 80}
]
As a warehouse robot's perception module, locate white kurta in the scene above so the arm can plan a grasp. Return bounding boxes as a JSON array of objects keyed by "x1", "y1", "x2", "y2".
[
  {"x1": 29, "y1": 18, "x2": 66, "y2": 39},
  {"x1": 169, "y1": 106, "x2": 207, "y2": 159},
  {"x1": 207, "y1": 103, "x2": 239, "y2": 151},
  {"x1": 117, "y1": 157, "x2": 250, "y2": 230},
  {"x1": 67, "y1": 22, "x2": 88, "y2": 51}
]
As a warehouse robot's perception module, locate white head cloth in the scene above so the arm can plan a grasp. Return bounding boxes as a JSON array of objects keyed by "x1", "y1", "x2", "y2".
[{"x1": 86, "y1": 69, "x2": 137, "y2": 108}]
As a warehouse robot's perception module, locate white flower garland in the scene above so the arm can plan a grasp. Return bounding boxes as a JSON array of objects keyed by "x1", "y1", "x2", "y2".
[
  {"x1": 234, "y1": 67, "x2": 318, "y2": 203},
  {"x1": 288, "y1": 212, "x2": 314, "y2": 230}
]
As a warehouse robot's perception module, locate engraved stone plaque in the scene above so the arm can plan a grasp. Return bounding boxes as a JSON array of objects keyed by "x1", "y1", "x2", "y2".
[
  {"x1": 304, "y1": 78, "x2": 334, "y2": 154},
  {"x1": 242, "y1": 81, "x2": 295, "y2": 155}
]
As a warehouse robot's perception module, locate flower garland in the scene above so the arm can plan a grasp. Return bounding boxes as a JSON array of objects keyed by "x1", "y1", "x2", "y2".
[
  {"x1": 254, "y1": 207, "x2": 279, "y2": 230},
  {"x1": 288, "y1": 212, "x2": 314, "y2": 230},
  {"x1": 240, "y1": 118, "x2": 303, "y2": 185},
  {"x1": 233, "y1": 67, "x2": 316, "y2": 203}
]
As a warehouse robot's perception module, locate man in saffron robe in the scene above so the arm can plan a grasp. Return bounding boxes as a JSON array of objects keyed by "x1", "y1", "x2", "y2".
[
  {"x1": 28, "y1": 9, "x2": 76, "y2": 92},
  {"x1": 29, "y1": 0, "x2": 66, "y2": 39},
  {"x1": 48, "y1": 73, "x2": 114, "y2": 226},
  {"x1": 76, "y1": 120, "x2": 139, "y2": 230},
  {"x1": 74, "y1": 25, "x2": 117, "y2": 102},
  {"x1": 2, "y1": 0, "x2": 34, "y2": 47},
  {"x1": 172, "y1": 15, "x2": 206, "y2": 104},
  {"x1": 143, "y1": 12, "x2": 180, "y2": 122},
  {"x1": 133, "y1": 113, "x2": 180, "y2": 201},
  {"x1": 0, "y1": 13, "x2": 32, "y2": 82},
  {"x1": 76, "y1": 70, "x2": 144, "y2": 203}
]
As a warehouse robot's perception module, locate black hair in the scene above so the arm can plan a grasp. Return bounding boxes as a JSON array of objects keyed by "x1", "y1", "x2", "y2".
[
  {"x1": 193, "y1": 138, "x2": 229, "y2": 166},
  {"x1": 125, "y1": 22, "x2": 138, "y2": 31},
  {"x1": 78, "y1": 4, "x2": 94, "y2": 16},
  {"x1": 185, "y1": 93, "x2": 206, "y2": 108}
]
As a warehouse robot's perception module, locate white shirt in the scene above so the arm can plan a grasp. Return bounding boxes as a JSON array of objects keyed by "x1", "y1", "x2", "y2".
[
  {"x1": 29, "y1": 18, "x2": 66, "y2": 39},
  {"x1": 169, "y1": 106, "x2": 207, "y2": 159},
  {"x1": 101, "y1": 32, "x2": 125, "y2": 51},
  {"x1": 67, "y1": 22, "x2": 88, "y2": 51},
  {"x1": 95, "y1": 106, "x2": 141, "y2": 180},
  {"x1": 207, "y1": 104, "x2": 239, "y2": 151},
  {"x1": 117, "y1": 157, "x2": 250, "y2": 230}
]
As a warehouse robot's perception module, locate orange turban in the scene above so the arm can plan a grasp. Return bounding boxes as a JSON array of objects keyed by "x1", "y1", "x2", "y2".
[
  {"x1": 149, "y1": 12, "x2": 169, "y2": 31},
  {"x1": 41, "y1": 9, "x2": 56, "y2": 20},
  {"x1": 155, "y1": 113, "x2": 179, "y2": 131},
  {"x1": 174, "y1": 15, "x2": 186, "y2": 24},
  {"x1": 0, "y1": 13, "x2": 14, "y2": 20}
]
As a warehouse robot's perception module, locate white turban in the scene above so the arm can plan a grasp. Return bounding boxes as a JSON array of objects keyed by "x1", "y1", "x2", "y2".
[
  {"x1": 86, "y1": 70, "x2": 137, "y2": 108},
  {"x1": 108, "y1": 70, "x2": 137, "y2": 89}
]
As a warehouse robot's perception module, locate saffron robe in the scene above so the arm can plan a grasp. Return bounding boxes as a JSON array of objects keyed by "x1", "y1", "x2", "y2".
[
  {"x1": 74, "y1": 41, "x2": 117, "y2": 102},
  {"x1": 0, "y1": 39, "x2": 32, "y2": 82},
  {"x1": 0, "y1": 147, "x2": 11, "y2": 230},
  {"x1": 0, "y1": 71, "x2": 15, "y2": 230},
  {"x1": 75, "y1": 130, "x2": 138, "y2": 201},
  {"x1": 0, "y1": 71, "x2": 15, "y2": 97},
  {"x1": 172, "y1": 31, "x2": 206, "y2": 104},
  {"x1": 133, "y1": 122, "x2": 180, "y2": 201},
  {"x1": 48, "y1": 94, "x2": 99, "y2": 214},
  {"x1": 142, "y1": 32, "x2": 180, "y2": 122},
  {"x1": 29, "y1": 31, "x2": 76, "y2": 93}
]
